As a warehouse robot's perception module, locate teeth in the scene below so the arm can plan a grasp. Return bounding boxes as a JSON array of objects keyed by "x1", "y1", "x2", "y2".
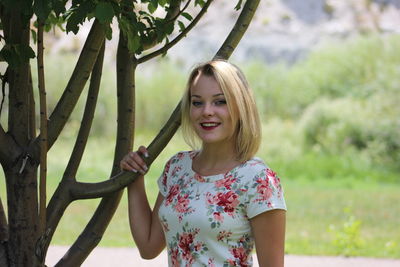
[{"x1": 202, "y1": 123, "x2": 218, "y2": 127}]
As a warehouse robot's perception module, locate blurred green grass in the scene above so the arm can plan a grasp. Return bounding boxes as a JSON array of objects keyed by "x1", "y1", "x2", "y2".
[
  {"x1": 1, "y1": 33, "x2": 400, "y2": 257},
  {"x1": 2, "y1": 134, "x2": 398, "y2": 257}
]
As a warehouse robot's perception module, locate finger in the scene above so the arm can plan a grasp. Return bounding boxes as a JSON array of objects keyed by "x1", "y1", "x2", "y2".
[
  {"x1": 138, "y1": 146, "x2": 149, "y2": 158},
  {"x1": 128, "y1": 152, "x2": 148, "y2": 173}
]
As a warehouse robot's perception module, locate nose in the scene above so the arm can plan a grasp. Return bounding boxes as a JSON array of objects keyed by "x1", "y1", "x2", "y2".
[{"x1": 202, "y1": 103, "x2": 214, "y2": 117}]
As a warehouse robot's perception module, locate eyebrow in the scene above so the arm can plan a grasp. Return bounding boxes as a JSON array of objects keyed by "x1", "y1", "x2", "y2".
[{"x1": 191, "y1": 93, "x2": 225, "y2": 98}]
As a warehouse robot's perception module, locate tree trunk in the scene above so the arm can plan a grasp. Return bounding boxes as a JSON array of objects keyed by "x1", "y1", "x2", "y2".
[{"x1": 5, "y1": 165, "x2": 40, "y2": 266}]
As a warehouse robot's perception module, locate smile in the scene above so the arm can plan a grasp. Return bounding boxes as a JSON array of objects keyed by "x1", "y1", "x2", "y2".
[{"x1": 200, "y1": 122, "x2": 221, "y2": 130}]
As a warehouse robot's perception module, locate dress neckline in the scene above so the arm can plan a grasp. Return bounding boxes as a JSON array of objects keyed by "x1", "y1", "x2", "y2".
[{"x1": 189, "y1": 151, "x2": 244, "y2": 183}]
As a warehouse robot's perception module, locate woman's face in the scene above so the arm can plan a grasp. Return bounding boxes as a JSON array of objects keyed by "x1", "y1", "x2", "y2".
[{"x1": 189, "y1": 74, "x2": 235, "y2": 146}]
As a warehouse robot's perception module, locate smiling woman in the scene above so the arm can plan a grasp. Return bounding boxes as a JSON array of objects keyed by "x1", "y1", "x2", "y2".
[{"x1": 120, "y1": 60, "x2": 286, "y2": 267}]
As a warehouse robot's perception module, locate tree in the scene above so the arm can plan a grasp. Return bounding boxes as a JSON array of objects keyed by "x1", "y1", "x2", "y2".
[{"x1": 0, "y1": 0, "x2": 260, "y2": 266}]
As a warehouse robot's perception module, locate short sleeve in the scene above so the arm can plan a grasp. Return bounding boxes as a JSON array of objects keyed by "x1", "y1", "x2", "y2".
[
  {"x1": 157, "y1": 158, "x2": 173, "y2": 197},
  {"x1": 246, "y1": 166, "x2": 287, "y2": 219}
]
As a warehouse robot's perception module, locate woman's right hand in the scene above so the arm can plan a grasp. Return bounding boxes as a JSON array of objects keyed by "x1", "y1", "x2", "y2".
[{"x1": 120, "y1": 146, "x2": 149, "y2": 175}]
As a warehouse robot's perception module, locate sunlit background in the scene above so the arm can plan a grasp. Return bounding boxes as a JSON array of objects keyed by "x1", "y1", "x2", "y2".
[{"x1": 0, "y1": 0, "x2": 399, "y2": 259}]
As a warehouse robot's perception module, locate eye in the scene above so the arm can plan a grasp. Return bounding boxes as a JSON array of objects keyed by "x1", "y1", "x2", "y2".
[
  {"x1": 215, "y1": 99, "x2": 227, "y2": 106},
  {"x1": 191, "y1": 101, "x2": 203, "y2": 107}
]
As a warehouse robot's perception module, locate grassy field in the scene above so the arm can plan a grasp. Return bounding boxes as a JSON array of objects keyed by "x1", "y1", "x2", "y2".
[
  {"x1": 1, "y1": 133, "x2": 398, "y2": 258},
  {"x1": 1, "y1": 34, "x2": 399, "y2": 258}
]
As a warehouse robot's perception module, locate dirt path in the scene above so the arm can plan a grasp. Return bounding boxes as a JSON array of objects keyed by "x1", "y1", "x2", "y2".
[{"x1": 47, "y1": 246, "x2": 400, "y2": 267}]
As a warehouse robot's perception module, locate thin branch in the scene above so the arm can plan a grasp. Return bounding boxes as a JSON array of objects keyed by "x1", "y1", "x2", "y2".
[
  {"x1": 70, "y1": 103, "x2": 182, "y2": 199},
  {"x1": 0, "y1": 198, "x2": 8, "y2": 243},
  {"x1": 137, "y1": 0, "x2": 214, "y2": 64},
  {"x1": 214, "y1": 0, "x2": 260, "y2": 59},
  {"x1": 63, "y1": 41, "x2": 105, "y2": 180},
  {"x1": 30, "y1": 20, "x2": 105, "y2": 157},
  {"x1": 142, "y1": 0, "x2": 183, "y2": 50},
  {"x1": 0, "y1": 124, "x2": 21, "y2": 166},
  {"x1": 40, "y1": 42, "x2": 106, "y2": 260},
  {"x1": 54, "y1": 30, "x2": 137, "y2": 267},
  {"x1": 37, "y1": 19, "x2": 48, "y2": 235}
]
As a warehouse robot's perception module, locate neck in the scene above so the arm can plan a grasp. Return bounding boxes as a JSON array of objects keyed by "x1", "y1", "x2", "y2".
[{"x1": 193, "y1": 140, "x2": 239, "y2": 174}]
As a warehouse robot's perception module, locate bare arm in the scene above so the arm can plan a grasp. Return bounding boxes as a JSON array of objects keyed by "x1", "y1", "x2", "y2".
[
  {"x1": 121, "y1": 146, "x2": 166, "y2": 259},
  {"x1": 250, "y1": 209, "x2": 286, "y2": 267}
]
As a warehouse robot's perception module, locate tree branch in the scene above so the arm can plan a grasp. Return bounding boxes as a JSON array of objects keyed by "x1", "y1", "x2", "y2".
[
  {"x1": 63, "y1": 41, "x2": 105, "y2": 180},
  {"x1": 70, "y1": 103, "x2": 182, "y2": 199},
  {"x1": 0, "y1": 198, "x2": 8, "y2": 243},
  {"x1": 54, "y1": 30, "x2": 137, "y2": 267},
  {"x1": 0, "y1": 124, "x2": 21, "y2": 167},
  {"x1": 0, "y1": 198, "x2": 8, "y2": 267},
  {"x1": 37, "y1": 19, "x2": 48, "y2": 235},
  {"x1": 214, "y1": 0, "x2": 260, "y2": 59},
  {"x1": 40, "y1": 42, "x2": 106, "y2": 261},
  {"x1": 31, "y1": 19, "x2": 105, "y2": 156},
  {"x1": 137, "y1": 0, "x2": 214, "y2": 64},
  {"x1": 142, "y1": 0, "x2": 183, "y2": 50}
]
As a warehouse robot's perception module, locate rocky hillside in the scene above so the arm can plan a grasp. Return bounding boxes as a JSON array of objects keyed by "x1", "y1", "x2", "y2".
[{"x1": 47, "y1": 0, "x2": 400, "y2": 65}]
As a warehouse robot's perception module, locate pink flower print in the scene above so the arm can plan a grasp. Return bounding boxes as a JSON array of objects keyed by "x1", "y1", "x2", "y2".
[
  {"x1": 170, "y1": 248, "x2": 180, "y2": 267},
  {"x1": 166, "y1": 184, "x2": 180, "y2": 206},
  {"x1": 205, "y1": 192, "x2": 216, "y2": 205},
  {"x1": 178, "y1": 229, "x2": 200, "y2": 265},
  {"x1": 177, "y1": 152, "x2": 185, "y2": 159},
  {"x1": 217, "y1": 230, "x2": 232, "y2": 241},
  {"x1": 171, "y1": 166, "x2": 182, "y2": 177},
  {"x1": 160, "y1": 217, "x2": 169, "y2": 232},
  {"x1": 179, "y1": 232, "x2": 194, "y2": 259},
  {"x1": 227, "y1": 259, "x2": 236, "y2": 266},
  {"x1": 229, "y1": 247, "x2": 250, "y2": 267},
  {"x1": 214, "y1": 174, "x2": 237, "y2": 190},
  {"x1": 193, "y1": 242, "x2": 203, "y2": 252},
  {"x1": 215, "y1": 191, "x2": 239, "y2": 215},
  {"x1": 162, "y1": 160, "x2": 171, "y2": 186},
  {"x1": 250, "y1": 159, "x2": 263, "y2": 166},
  {"x1": 174, "y1": 194, "x2": 191, "y2": 213},
  {"x1": 194, "y1": 173, "x2": 206, "y2": 182},
  {"x1": 213, "y1": 212, "x2": 224, "y2": 223},
  {"x1": 208, "y1": 258, "x2": 216, "y2": 267},
  {"x1": 255, "y1": 177, "x2": 272, "y2": 202},
  {"x1": 266, "y1": 168, "x2": 280, "y2": 186}
]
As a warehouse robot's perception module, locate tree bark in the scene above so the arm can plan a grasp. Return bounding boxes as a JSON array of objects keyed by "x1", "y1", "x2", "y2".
[{"x1": 0, "y1": 199, "x2": 8, "y2": 267}]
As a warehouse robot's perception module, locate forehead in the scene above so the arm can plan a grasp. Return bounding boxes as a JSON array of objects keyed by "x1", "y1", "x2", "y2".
[{"x1": 190, "y1": 74, "x2": 223, "y2": 96}]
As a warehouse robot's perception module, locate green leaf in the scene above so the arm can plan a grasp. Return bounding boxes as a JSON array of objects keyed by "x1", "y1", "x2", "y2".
[
  {"x1": 127, "y1": 33, "x2": 141, "y2": 53},
  {"x1": 95, "y1": 2, "x2": 115, "y2": 24},
  {"x1": 178, "y1": 20, "x2": 185, "y2": 32},
  {"x1": 195, "y1": 0, "x2": 206, "y2": 7},
  {"x1": 31, "y1": 29, "x2": 37, "y2": 44},
  {"x1": 235, "y1": 0, "x2": 243, "y2": 11},
  {"x1": 33, "y1": 0, "x2": 53, "y2": 21},
  {"x1": 181, "y1": 12, "x2": 193, "y2": 21},
  {"x1": 0, "y1": 44, "x2": 35, "y2": 69},
  {"x1": 104, "y1": 24, "x2": 113, "y2": 40},
  {"x1": 52, "y1": 0, "x2": 67, "y2": 16},
  {"x1": 148, "y1": 2, "x2": 157, "y2": 14},
  {"x1": 17, "y1": 45, "x2": 36, "y2": 60},
  {"x1": 165, "y1": 22, "x2": 174, "y2": 35},
  {"x1": 159, "y1": 0, "x2": 168, "y2": 7}
]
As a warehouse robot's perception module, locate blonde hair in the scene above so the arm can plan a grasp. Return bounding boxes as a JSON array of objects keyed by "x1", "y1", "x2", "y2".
[{"x1": 181, "y1": 60, "x2": 261, "y2": 162}]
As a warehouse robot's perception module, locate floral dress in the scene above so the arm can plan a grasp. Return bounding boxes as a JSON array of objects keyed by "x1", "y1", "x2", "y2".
[{"x1": 157, "y1": 151, "x2": 286, "y2": 267}]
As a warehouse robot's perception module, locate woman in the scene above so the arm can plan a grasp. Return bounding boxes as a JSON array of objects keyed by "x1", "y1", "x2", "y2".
[{"x1": 120, "y1": 60, "x2": 286, "y2": 267}]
